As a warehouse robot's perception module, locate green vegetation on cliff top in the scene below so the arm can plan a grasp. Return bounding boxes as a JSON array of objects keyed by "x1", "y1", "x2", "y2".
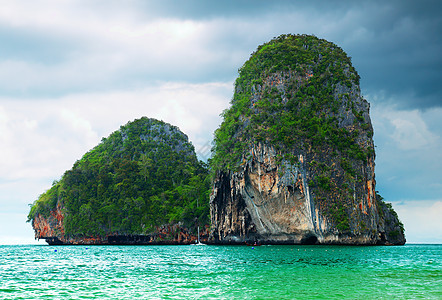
[
  {"x1": 210, "y1": 34, "x2": 370, "y2": 173},
  {"x1": 28, "y1": 117, "x2": 210, "y2": 237}
]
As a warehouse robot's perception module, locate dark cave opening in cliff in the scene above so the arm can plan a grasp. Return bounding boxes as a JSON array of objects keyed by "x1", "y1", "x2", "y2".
[{"x1": 301, "y1": 235, "x2": 318, "y2": 245}]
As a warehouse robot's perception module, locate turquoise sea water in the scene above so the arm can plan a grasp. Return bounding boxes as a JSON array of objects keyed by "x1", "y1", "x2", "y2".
[{"x1": 0, "y1": 244, "x2": 440, "y2": 299}]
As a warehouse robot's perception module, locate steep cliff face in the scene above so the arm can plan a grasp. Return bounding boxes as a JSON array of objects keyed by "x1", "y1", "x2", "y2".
[
  {"x1": 32, "y1": 201, "x2": 65, "y2": 243},
  {"x1": 209, "y1": 34, "x2": 405, "y2": 245},
  {"x1": 28, "y1": 117, "x2": 210, "y2": 245},
  {"x1": 210, "y1": 143, "x2": 399, "y2": 245}
]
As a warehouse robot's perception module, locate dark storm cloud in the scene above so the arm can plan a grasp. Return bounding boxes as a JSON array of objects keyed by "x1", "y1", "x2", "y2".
[
  {"x1": 140, "y1": 0, "x2": 442, "y2": 109},
  {"x1": 341, "y1": 0, "x2": 442, "y2": 109},
  {"x1": 1, "y1": 0, "x2": 440, "y2": 109}
]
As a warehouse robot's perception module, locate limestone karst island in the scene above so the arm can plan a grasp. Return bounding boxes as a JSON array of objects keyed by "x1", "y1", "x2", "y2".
[{"x1": 28, "y1": 34, "x2": 405, "y2": 245}]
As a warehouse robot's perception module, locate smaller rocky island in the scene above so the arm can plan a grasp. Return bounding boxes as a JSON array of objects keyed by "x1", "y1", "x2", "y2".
[{"x1": 27, "y1": 118, "x2": 211, "y2": 245}]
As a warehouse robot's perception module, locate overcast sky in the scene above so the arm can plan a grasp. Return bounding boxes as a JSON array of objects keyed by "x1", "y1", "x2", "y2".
[{"x1": 1, "y1": 0, "x2": 441, "y2": 244}]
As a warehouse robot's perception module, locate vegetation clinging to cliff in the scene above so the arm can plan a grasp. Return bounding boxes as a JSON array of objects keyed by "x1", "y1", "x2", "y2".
[
  {"x1": 210, "y1": 34, "x2": 371, "y2": 174},
  {"x1": 28, "y1": 117, "x2": 211, "y2": 237},
  {"x1": 376, "y1": 191, "x2": 405, "y2": 239}
]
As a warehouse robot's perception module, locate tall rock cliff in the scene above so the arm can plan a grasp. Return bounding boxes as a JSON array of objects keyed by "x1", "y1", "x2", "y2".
[
  {"x1": 209, "y1": 34, "x2": 405, "y2": 245},
  {"x1": 28, "y1": 117, "x2": 211, "y2": 245}
]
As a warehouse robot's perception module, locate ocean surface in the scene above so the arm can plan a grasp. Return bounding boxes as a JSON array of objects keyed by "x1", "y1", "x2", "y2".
[{"x1": 0, "y1": 244, "x2": 440, "y2": 299}]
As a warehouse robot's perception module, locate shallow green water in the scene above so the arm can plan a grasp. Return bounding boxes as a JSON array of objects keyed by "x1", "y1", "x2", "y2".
[{"x1": 0, "y1": 244, "x2": 440, "y2": 299}]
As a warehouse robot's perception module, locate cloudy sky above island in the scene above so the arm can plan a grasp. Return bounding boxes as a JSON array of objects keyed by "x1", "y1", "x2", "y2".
[{"x1": 1, "y1": 0, "x2": 441, "y2": 244}]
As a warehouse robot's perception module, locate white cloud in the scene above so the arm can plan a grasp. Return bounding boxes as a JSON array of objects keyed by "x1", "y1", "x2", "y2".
[
  {"x1": 54, "y1": 81, "x2": 232, "y2": 148},
  {"x1": 60, "y1": 109, "x2": 97, "y2": 141},
  {"x1": 388, "y1": 110, "x2": 438, "y2": 150},
  {"x1": 371, "y1": 103, "x2": 441, "y2": 155},
  {"x1": 369, "y1": 101, "x2": 442, "y2": 204},
  {"x1": 0, "y1": 24, "x2": 236, "y2": 97},
  {"x1": 0, "y1": 212, "x2": 45, "y2": 245},
  {"x1": 0, "y1": 102, "x2": 98, "y2": 182},
  {"x1": 0, "y1": 3, "x2": 226, "y2": 93},
  {"x1": 393, "y1": 200, "x2": 442, "y2": 244}
]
